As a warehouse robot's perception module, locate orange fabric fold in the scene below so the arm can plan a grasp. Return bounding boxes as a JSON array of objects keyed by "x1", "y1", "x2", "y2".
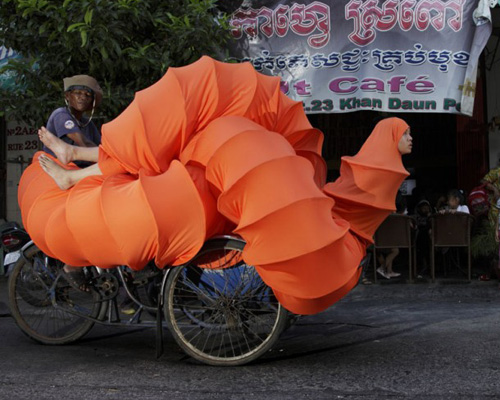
[
  {"x1": 18, "y1": 57, "x2": 408, "y2": 316},
  {"x1": 19, "y1": 154, "x2": 206, "y2": 270},
  {"x1": 273, "y1": 266, "x2": 363, "y2": 316},
  {"x1": 196, "y1": 117, "x2": 361, "y2": 313},
  {"x1": 324, "y1": 117, "x2": 410, "y2": 241}
]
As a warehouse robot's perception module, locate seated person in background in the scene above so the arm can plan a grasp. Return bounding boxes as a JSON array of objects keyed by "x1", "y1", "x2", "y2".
[
  {"x1": 435, "y1": 189, "x2": 470, "y2": 266},
  {"x1": 376, "y1": 246, "x2": 400, "y2": 280},
  {"x1": 434, "y1": 193, "x2": 448, "y2": 213},
  {"x1": 415, "y1": 199, "x2": 433, "y2": 225},
  {"x1": 414, "y1": 199, "x2": 432, "y2": 275},
  {"x1": 376, "y1": 191, "x2": 409, "y2": 279},
  {"x1": 439, "y1": 189, "x2": 470, "y2": 214}
]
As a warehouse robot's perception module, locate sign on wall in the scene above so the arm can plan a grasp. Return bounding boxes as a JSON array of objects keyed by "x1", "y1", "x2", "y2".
[
  {"x1": 228, "y1": 0, "x2": 493, "y2": 115},
  {"x1": 5, "y1": 121, "x2": 39, "y2": 223}
]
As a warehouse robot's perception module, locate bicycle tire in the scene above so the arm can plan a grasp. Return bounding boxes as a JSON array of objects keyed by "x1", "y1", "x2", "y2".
[
  {"x1": 8, "y1": 244, "x2": 101, "y2": 345},
  {"x1": 164, "y1": 237, "x2": 288, "y2": 366}
]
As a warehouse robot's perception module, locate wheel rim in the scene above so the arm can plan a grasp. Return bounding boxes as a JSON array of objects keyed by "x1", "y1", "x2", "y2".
[
  {"x1": 166, "y1": 245, "x2": 284, "y2": 363},
  {"x1": 10, "y1": 251, "x2": 99, "y2": 342}
]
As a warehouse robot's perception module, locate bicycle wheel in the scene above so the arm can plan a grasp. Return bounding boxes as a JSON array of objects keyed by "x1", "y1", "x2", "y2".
[
  {"x1": 164, "y1": 237, "x2": 288, "y2": 366},
  {"x1": 8, "y1": 244, "x2": 101, "y2": 345}
]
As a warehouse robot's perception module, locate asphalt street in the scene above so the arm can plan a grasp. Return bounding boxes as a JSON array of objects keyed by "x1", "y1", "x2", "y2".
[{"x1": 1, "y1": 275, "x2": 500, "y2": 400}]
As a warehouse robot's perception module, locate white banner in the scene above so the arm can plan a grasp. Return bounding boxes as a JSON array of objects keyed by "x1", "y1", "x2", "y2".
[{"x1": 228, "y1": 0, "x2": 493, "y2": 115}]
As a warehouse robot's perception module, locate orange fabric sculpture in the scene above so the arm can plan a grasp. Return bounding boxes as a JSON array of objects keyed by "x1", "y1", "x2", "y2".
[{"x1": 18, "y1": 56, "x2": 409, "y2": 315}]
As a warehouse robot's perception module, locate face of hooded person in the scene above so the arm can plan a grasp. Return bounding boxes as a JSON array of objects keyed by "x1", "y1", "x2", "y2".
[
  {"x1": 398, "y1": 128, "x2": 413, "y2": 155},
  {"x1": 417, "y1": 201, "x2": 431, "y2": 216},
  {"x1": 65, "y1": 88, "x2": 94, "y2": 114},
  {"x1": 421, "y1": 203, "x2": 431, "y2": 215}
]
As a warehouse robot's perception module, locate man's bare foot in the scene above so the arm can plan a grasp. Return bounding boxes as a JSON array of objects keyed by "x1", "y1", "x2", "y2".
[
  {"x1": 38, "y1": 154, "x2": 75, "y2": 190},
  {"x1": 38, "y1": 126, "x2": 74, "y2": 164}
]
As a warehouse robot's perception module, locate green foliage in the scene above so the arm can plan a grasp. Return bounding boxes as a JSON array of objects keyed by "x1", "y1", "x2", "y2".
[
  {"x1": 471, "y1": 218, "x2": 498, "y2": 259},
  {"x1": 0, "y1": 0, "x2": 233, "y2": 125}
]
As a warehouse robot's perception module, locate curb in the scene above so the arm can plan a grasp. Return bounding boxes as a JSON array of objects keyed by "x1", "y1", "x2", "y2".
[{"x1": 346, "y1": 280, "x2": 500, "y2": 301}]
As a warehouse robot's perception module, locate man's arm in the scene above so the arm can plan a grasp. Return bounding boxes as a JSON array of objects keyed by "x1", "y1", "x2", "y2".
[{"x1": 66, "y1": 132, "x2": 98, "y2": 147}]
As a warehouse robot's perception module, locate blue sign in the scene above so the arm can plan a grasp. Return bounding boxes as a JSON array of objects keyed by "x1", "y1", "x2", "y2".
[{"x1": 0, "y1": 46, "x2": 19, "y2": 90}]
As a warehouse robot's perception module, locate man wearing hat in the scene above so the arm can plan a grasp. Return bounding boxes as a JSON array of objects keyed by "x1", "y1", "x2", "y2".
[
  {"x1": 41, "y1": 74, "x2": 102, "y2": 291},
  {"x1": 43, "y1": 74, "x2": 102, "y2": 166}
]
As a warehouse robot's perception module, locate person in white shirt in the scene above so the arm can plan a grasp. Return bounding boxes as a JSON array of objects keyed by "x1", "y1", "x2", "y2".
[{"x1": 440, "y1": 189, "x2": 470, "y2": 214}]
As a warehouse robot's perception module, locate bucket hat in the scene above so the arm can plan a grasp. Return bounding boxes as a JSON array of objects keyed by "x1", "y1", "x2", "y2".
[{"x1": 63, "y1": 75, "x2": 103, "y2": 108}]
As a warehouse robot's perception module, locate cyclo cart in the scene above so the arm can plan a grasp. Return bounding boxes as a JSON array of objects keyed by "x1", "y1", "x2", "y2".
[{"x1": 8, "y1": 235, "x2": 291, "y2": 366}]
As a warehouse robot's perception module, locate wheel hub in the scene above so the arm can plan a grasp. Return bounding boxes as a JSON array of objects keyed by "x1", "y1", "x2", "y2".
[{"x1": 95, "y1": 273, "x2": 119, "y2": 300}]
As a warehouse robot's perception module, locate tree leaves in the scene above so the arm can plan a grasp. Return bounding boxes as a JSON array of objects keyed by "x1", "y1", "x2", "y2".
[
  {"x1": 67, "y1": 22, "x2": 86, "y2": 32},
  {"x1": 84, "y1": 8, "x2": 93, "y2": 25},
  {"x1": 0, "y1": 0, "x2": 233, "y2": 125}
]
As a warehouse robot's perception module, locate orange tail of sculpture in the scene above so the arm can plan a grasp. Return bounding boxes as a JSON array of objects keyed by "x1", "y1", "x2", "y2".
[{"x1": 184, "y1": 116, "x2": 366, "y2": 315}]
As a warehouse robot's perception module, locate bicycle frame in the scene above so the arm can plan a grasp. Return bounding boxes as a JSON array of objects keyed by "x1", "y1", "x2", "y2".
[{"x1": 30, "y1": 234, "x2": 244, "y2": 328}]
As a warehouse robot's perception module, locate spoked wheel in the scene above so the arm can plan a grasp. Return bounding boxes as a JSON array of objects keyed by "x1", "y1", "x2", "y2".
[
  {"x1": 8, "y1": 244, "x2": 101, "y2": 345},
  {"x1": 164, "y1": 237, "x2": 288, "y2": 366}
]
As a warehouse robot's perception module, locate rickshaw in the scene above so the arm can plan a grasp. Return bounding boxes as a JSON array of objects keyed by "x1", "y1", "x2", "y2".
[{"x1": 8, "y1": 235, "x2": 291, "y2": 366}]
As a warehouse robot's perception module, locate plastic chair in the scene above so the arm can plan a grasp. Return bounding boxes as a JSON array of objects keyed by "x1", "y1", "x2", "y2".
[
  {"x1": 429, "y1": 212, "x2": 474, "y2": 282},
  {"x1": 373, "y1": 214, "x2": 417, "y2": 283}
]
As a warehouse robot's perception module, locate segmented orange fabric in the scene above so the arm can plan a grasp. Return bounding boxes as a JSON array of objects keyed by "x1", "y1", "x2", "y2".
[{"x1": 18, "y1": 57, "x2": 409, "y2": 315}]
